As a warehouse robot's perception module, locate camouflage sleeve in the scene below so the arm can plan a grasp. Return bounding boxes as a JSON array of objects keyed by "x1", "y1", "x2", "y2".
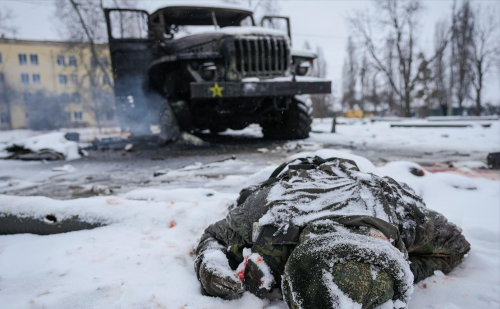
[
  {"x1": 407, "y1": 209, "x2": 471, "y2": 283},
  {"x1": 194, "y1": 219, "x2": 248, "y2": 298},
  {"x1": 195, "y1": 219, "x2": 247, "y2": 276}
]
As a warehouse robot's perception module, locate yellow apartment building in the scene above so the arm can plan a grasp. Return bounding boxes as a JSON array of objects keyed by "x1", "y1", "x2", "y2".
[{"x1": 0, "y1": 37, "x2": 117, "y2": 130}]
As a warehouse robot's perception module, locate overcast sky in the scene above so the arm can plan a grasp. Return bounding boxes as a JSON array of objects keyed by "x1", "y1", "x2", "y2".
[{"x1": 3, "y1": 0, "x2": 499, "y2": 104}]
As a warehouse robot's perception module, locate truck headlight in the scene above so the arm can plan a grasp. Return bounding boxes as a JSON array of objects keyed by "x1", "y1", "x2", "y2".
[
  {"x1": 200, "y1": 62, "x2": 217, "y2": 81},
  {"x1": 296, "y1": 61, "x2": 311, "y2": 76}
]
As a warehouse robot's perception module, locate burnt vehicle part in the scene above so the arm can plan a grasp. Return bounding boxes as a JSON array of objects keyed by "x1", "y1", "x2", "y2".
[{"x1": 104, "y1": 5, "x2": 331, "y2": 141}]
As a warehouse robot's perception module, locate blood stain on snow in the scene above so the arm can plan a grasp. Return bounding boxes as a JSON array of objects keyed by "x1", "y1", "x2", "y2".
[
  {"x1": 169, "y1": 220, "x2": 176, "y2": 228},
  {"x1": 106, "y1": 198, "x2": 120, "y2": 205},
  {"x1": 422, "y1": 284, "x2": 427, "y2": 289},
  {"x1": 256, "y1": 256, "x2": 263, "y2": 263}
]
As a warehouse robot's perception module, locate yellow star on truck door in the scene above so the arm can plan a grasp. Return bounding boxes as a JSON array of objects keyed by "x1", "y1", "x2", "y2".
[{"x1": 209, "y1": 83, "x2": 224, "y2": 98}]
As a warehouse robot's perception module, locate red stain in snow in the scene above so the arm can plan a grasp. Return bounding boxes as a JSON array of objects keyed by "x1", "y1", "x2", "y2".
[
  {"x1": 422, "y1": 284, "x2": 427, "y2": 289},
  {"x1": 256, "y1": 256, "x2": 263, "y2": 263},
  {"x1": 168, "y1": 220, "x2": 176, "y2": 228},
  {"x1": 237, "y1": 257, "x2": 249, "y2": 281}
]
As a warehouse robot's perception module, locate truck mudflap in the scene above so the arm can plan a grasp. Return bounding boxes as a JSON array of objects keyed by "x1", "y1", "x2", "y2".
[{"x1": 190, "y1": 80, "x2": 331, "y2": 99}]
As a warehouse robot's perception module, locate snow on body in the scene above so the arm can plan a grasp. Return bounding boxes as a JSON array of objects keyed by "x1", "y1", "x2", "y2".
[{"x1": 0, "y1": 149, "x2": 498, "y2": 308}]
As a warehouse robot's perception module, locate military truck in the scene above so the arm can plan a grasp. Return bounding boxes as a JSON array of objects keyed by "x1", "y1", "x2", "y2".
[{"x1": 103, "y1": 4, "x2": 331, "y2": 144}]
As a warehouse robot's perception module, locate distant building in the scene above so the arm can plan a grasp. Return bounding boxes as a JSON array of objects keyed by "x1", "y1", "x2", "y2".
[{"x1": 0, "y1": 38, "x2": 117, "y2": 130}]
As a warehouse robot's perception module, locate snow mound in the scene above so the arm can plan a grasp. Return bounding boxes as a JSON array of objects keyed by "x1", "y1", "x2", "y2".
[{"x1": 5, "y1": 132, "x2": 81, "y2": 161}]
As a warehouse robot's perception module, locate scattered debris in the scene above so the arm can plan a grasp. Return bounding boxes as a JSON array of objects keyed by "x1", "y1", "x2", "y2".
[
  {"x1": 487, "y1": 152, "x2": 500, "y2": 170},
  {"x1": 64, "y1": 132, "x2": 80, "y2": 142},
  {"x1": 2, "y1": 132, "x2": 81, "y2": 161},
  {"x1": 153, "y1": 170, "x2": 169, "y2": 177},
  {"x1": 175, "y1": 132, "x2": 206, "y2": 146},
  {"x1": 7, "y1": 149, "x2": 66, "y2": 161},
  {"x1": 409, "y1": 167, "x2": 425, "y2": 176},
  {"x1": 52, "y1": 164, "x2": 76, "y2": 173},
  {"x1": 124, "y1": 143, "x2": 134, "y2": 152}
]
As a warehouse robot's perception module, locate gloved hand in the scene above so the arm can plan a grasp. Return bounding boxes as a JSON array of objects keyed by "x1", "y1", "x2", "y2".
[
  {"x1": 198, "y1": 253, "x2": 244, "y2": 299},
  {"x1": 243, "y1": 254, "x2": 275, "y2": 298}
]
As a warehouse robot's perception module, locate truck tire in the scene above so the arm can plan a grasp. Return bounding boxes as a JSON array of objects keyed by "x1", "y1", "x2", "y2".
[
  {"x1": 158, "y1": 103, "x2": 181, "y2": 146},
  {"x1": 262, "y1": 96, "x2": 313, "y2": 140},
  {"x1": 0, "y1": 214, "x2": 103, "y2": 235}
]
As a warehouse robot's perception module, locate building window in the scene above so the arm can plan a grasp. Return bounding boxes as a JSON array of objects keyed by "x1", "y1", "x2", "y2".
[
  {"x1": 103, "y1": 75, "x2": 111, "y2": 86},
  {"x1": 0, "y1": 113, "x2": 8, "y2": 124},
  {"x1": 21, "y1": 73, "x2": 29, "y2": 84},
  {"x1": 74, "y1": 112, "x2": 83, "y2": 122},
  {"x1": 59, "y1": 74, "x2": 68, "y2": 85},
  {"x1": 72, "y1": 92, "x2": 81, "y2": 103},
  {"x1": 19, "y1": 53, "x2": 27, "y2": 65},
  {"x1": 30, "y1": 54, "x2": 38, "y2": 65},
  {"x1": 70, "y1": 74, "x2": 78, "y2": 85},
  {"x1": 32, "y1": 74, "x2": 41, "y2": 84},
  {"x1": 57, "y1": 55, "x2": 65, "y2": 66},
  {"x1": 69, "y1": 56, "x2": 77, "y2": 67}
]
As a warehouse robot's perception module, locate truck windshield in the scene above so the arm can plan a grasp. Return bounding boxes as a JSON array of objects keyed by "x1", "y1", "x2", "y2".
[{"x1": 167, "y1": 15, "x2": 253, "y2": 39}]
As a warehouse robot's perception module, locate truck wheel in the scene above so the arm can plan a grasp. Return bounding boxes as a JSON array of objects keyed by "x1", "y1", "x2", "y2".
[
  {"x1": 158, "y1": 104, "x2": 181, "y2": 146},
  {"x1": 262, "y1": 96, "x2": 313, "y2": 140}
]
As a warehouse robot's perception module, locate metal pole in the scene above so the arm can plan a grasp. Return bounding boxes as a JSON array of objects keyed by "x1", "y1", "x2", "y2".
[{"x1": 331, "y1": 117, "x2": 336, "y2": 133}]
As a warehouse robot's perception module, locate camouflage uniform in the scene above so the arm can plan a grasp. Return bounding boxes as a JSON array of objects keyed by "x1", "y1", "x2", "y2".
[{"x1": 195, "y1": 157, "x2": 470, "y2": 308}]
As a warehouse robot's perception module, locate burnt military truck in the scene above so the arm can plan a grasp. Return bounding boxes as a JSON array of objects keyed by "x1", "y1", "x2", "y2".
[{"x1": 104, "y1": 5, "x2": 331, "y2": 143}]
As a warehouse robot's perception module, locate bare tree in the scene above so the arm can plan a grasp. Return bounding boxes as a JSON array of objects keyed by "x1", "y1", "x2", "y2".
[
  {"x1": 433, "y1": 19, "x2": 449, "y2": 115},
  {"x1": 451, "y1": 0, "x2": 474, "y2": 109},
  {"x1": 66, "y1": 0, "x2": 114, "y2": 87},
  {"x1": 469, "y1": 3, "x2": 499, "y2": 115},
  {"x1": 415, "y1": 53, "x2": 434, "y2": 116},
  {"x1": 349, "y1": 0, "x2": 449, "y2": 117},
  {"x1": 369, "y1": 71, "x2": 382, "y2": 113},
  {"x1": 55, "y1": 0, "x2": 137, "y2": 130},
  {"x1": 341, "y1": 36, "x2": 358, "y2": 110},
  {"x1": 253, "y1": 0, "x2": 281, "y2": 20},
  {"x1": 0, "y1": 8, "x2": 18, "y2": 37},
  {"x1": 384, "y1": 37, "x2": 398, "y2": 114},
  {"x1": 358, "y1": 54, "x2": 369, "y2": 113},
  {"x1": 303, "y1": 43, "x2": 331, "y2": 118}
]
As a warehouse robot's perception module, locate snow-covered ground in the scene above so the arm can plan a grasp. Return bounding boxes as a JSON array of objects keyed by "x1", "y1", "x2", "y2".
[
  {"x1": 310, "y1": 118, "x2": 499, "y2": 155},
  {"x1": 0, "y1": 146, "x2": 499, "y2": 308},
  {"x1": 0, "y1": 118, "x2": 499, "y2": 308}
]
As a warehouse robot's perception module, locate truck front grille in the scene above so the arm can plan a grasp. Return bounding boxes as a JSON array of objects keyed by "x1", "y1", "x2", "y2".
[{"x1": 234, "y1": 36, "x2": 289, "y2": 78}]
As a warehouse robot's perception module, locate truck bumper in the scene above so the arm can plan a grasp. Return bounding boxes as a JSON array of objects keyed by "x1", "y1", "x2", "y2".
[{"x1": 190, "y1": 79, "x2": 331, "y2": 99}]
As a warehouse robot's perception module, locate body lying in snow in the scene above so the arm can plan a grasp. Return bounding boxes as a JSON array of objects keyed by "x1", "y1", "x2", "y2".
[{"x1": 194, "y1": 156, "x2": 470, "y2": 309}]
